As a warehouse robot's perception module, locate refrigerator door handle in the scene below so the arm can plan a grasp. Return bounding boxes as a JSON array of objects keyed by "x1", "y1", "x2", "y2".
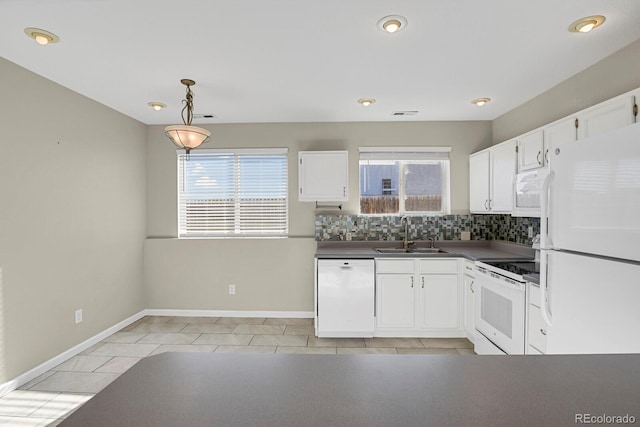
[
  {"x1": 539, "y1": 251, "x2": 553, "y2": 327},
  {"x1": 540, "y1": 170, "x2": 555, "y2": 250}
]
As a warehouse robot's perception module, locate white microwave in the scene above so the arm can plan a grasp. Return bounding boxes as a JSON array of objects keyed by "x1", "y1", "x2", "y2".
[{"x1": 512, "y1": 168, "x2": 548, "y2": 217}]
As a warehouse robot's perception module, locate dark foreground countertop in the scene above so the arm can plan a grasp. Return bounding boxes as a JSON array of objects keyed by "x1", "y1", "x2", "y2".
[{"x1": 61, "y1": 352, "x2": 640, "y2": 427}]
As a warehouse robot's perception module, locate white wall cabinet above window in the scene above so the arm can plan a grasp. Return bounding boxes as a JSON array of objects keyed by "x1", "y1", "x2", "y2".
[
  {"x1": 298, "y1": 151, "x2": 349, "y2": 202},
  {"x1": 470, "y1": 139, "x2": 516, "y2": 214}
]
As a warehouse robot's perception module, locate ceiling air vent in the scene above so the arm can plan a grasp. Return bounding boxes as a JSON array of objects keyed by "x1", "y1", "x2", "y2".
[{"x1": 392, "y1": 111, "x2": 418, "y2": 116}]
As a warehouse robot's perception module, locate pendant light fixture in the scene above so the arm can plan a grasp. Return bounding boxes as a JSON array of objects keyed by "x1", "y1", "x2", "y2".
[{"x1": 165, "y1": 79, "x2": 211, "y2": 154}]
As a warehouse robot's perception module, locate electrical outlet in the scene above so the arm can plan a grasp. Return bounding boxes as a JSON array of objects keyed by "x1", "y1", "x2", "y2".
[
  {"x1": 74, "y1": 309, "x2": 83, "y2": 324},
  {"x1": 528, "y1": 226, "x2": 534, "y2": 238},
  {"x1": 461, "y1": 231, "x2": 471, "y2": 241},
  {"x1": 346, "y1": 232, "x2": 352, "y2": 241},
  {"x1": 228, "y1": 284, "x2": 236, "y2": 295}
]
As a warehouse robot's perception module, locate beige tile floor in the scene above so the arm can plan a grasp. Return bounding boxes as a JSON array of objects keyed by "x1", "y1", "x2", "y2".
[{"x1": 0, "y1": 316, "x2": 475, "y2": 426}]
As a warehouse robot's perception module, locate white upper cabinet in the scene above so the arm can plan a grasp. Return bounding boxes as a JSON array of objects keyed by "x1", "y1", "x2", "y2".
[
  {"x1": 577, "y1": 94, "x2": 636, "y2": 140},
  {"x1": 298, "y1": 151, "x2": 349, "y2": 201},
  {"x1": 544, "y1": 116, "x2": 577, "y2": 155},
  {"x1": 517, "y1": 129, "x2": 545, "y2": 171},
  {"x1": 489, "y1": 139, "x2": 517, "y2": 212},
  {"x1": 469, "y1": 140, "x2": 516, "y2": 214},
  {"x1": 469, "y1": 150, "x2": 490, "y2": 213}
]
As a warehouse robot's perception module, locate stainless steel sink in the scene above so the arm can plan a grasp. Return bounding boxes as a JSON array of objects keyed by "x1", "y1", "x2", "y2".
[
  {"x1": 375, "y1": 248, "x2": 447, "y2": 254},
  {"x1": 375, "y1": 248, "x2": 413, "y2": 253},
  {"x1": 411, "y1": 248, "x2": 447, "y2": 253}
]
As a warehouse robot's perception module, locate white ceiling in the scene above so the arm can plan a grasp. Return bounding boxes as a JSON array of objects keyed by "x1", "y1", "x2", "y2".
[{"x1": 1, "y1": 0, "x2": 639, "y2": 125}]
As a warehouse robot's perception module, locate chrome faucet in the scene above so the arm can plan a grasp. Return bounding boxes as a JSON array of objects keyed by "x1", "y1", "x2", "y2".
[
  {"x1": 427, "y1": 237, "x2": 435, "y2": 248},
  {"x1": 400, "y1": 216, "x2": 415, "y2": 250}
]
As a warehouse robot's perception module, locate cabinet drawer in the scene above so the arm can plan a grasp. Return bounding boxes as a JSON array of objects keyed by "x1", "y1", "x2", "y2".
[
  {"x1": 528, "y1": 304, "x2": 547, "y2": 353},
  {"x1": 376, "y1": 259, "x2": 415, "y2": 274},
  {"x1": 419, "y1": 259, "x2": 458, "y2": 274},
  {"x1": 529, "y1": 283, "x2": 541, "y2": 308},
  {"x1": 463, "y1": 261, "x2": 475, "y2": 277}
]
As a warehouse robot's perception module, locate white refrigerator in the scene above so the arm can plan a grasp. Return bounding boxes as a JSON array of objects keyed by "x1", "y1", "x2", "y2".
[{"x1": 540, "y1": 122, "x2": 640, "y2": 354}]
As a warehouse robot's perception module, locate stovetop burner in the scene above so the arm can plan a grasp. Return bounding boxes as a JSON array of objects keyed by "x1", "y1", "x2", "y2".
[
  {"x1": 476, "y1": 259, "x2": 539, "y2": 282},
  {"x1": 484, "y1": 261, "x2": 539, "y2": 276}
]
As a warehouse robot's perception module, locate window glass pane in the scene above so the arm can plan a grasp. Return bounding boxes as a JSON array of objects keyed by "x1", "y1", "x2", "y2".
[
  {"x1": 359, "y1": 161, "x2": 400, "y2": 214},
  {"x1": 404, "y1": 162, "x2": 443, "y2": 212},
  {"x1": 178, "y1": 151, "x2": 288, "y2": 237},
  {"x1": 358, "y1": 150, "x2": 450, "y2": 215}
]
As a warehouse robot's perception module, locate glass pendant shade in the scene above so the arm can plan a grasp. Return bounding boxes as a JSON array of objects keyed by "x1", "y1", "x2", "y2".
[{"x1": 165, "y1": 125, "x2": 211, "y2": 150}]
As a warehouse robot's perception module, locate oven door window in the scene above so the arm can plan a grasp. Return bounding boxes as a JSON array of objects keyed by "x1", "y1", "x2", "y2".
[{"x1": 481, "y1": 286, "x2": 513, "y2": 338}]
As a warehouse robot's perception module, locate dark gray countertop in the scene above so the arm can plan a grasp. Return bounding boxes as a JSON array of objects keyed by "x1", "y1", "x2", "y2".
[
  {"x1": 61, "y1": 352, "x2": 640, "y2": 427},
  {"x1": 316, "y1": 240, "x2": 535, "y2": 262},
  {"x1": 524, "y1": 273, "x2": 540, "y2": 284}
]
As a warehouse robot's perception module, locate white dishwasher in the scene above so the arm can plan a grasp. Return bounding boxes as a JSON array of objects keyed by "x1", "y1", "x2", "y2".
[{"x1": 317, "y1": 259, "x2": 375, "y2": 338}]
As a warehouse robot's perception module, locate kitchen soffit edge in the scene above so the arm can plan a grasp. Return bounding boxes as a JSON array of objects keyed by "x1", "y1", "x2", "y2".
[{"x1": 1, "y1": 0, "x2": 639, "y2": 125}]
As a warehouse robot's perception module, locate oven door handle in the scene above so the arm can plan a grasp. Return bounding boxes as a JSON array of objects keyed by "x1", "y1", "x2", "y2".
[{"x1": 477, "y1": 271, "x2": 525, "y2": 292}]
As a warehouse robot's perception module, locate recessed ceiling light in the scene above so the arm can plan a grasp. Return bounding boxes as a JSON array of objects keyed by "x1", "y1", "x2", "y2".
[
  {"x1": 471, "y1": 98, "x2": 491, "y2": 107},
  {"x1": 377, "y1": 15, "x2": 408, "y2": 33},
  {"x1": 568, "y1": 15, "x2": 606, "y2": 33},
  {"x1": 357, "y1": 98, "x2": 376, "y2": 107},
  {"x1": 147, "y1": 102, "x2": 167, "y2": 111},
  {"x1": 24, "y1": 27, "x2": 59, "y2": 45}
]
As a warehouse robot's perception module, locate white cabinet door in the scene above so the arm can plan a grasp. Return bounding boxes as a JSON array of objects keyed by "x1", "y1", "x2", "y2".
[
  {"x1": 527, "y1": 304, "x2": 547, "y2": 354},
  {"x1": 469, "y1": 150, "x2": 490, "y2": 213},
  {"x1": 464, "y1": 272, "x2": 475, "y2": 340},
  {"x1": 489, "y1": 139, "x2": 516, "y2": 212},
  {"x1": 577, "y1": 95, "x2": 636, "y2": 140},
  {"x1": 298, "y1": 151, "x2": 349, "y2": 201},
  {"x1": 544, "y1": 116, "x2": 577, "y2": 168},
  {"x1": 376, "y1": 274, "x2": 415, "y2": 329},
  {"x1": 418, "y1": 274, "x2": 459, "y2": 329},
  {"x1": 517, "y1": 129, "x2": 545, "y2": 171}
]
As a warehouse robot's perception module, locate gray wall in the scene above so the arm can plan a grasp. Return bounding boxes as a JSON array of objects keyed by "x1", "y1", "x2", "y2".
[
  {"x1": 145, "y1": 121, "x2": 492, "y2": 311},
  {"x1": 0, "y1": 58, "x2": 147, "y2": 382},
  {"x1": 493, "y1": 39, "x2": 640, "y2": 143}
]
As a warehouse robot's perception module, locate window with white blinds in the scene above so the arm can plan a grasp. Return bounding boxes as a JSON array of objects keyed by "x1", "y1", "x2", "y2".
[{"x1": 177, "y1": 149, "x2": 288, "y2": 238}]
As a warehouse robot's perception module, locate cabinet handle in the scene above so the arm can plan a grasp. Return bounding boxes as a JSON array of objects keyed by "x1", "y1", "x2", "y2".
[
  {"x1": 544, "y1": 149, "x2": 549, "y2": 164},
  {"x1": 411, "y1": 277, "x2": 414, "y2": 288},
  {"x1": 343, "y1": 186, "x2": 346, "y2": 196},
  {"x1": 537, "y1": 151, "x2": 542, "y2": 165},
  {"x1": 470, "y1": 280, "x2": 475, "y2": 293},
  {"x1": 540, "y1": 329, "x2": 547, "y2": 336},
  {"x1": 465, "y1": 266, "x2": 473, "y2": 271},
  {"x1": 421, "y1": 276, "x2": 425, "y2": 289},
  {"x1": 488, "y1": 199, "x2": 492, "y2": 210},
  {"x1": 484, "y1": 200, "x2": 489, "y2": 211}
]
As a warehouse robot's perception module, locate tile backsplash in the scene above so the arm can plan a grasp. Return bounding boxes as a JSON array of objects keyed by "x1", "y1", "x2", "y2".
[{"x1": 315, "y1": 214, "x2": 540, "y2": 246}]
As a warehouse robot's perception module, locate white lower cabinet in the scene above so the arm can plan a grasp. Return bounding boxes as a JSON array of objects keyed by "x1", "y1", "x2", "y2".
[
  {"x1": 376, "y1": 273, "x2": 415, "y2": 329},
  {"x1": 463, "y1": 261, "x2": 476, "y2": 342},
  {"x1": 526, "y1": 282, "x2": 547, "y2": 354},
  {"x1": 418, "y1": 274, "x2": 458, "y2": 329},
  {"x1": 375, "y1": 258, "x2": 464, "y2": 337}
]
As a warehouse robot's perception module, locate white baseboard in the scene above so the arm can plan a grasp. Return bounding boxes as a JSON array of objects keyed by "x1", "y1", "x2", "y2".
[
  {"x1": 0, "y1": 308, "x2": 313, "y2": 398},
  {"x1": 145, "y1": 309, "x2": 314, "y2": 319},
  {"x1": 0, "y1": 310, "x2": 146, "y2": 398}
]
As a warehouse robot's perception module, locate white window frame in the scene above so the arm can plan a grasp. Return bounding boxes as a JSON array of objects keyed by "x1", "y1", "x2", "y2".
[
  {"x1": 358, "y1": 147, "x2": 451, "y2": 216},
  {"x1": 177, "y1": 148, "x2": 289, "y2": 238}
]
